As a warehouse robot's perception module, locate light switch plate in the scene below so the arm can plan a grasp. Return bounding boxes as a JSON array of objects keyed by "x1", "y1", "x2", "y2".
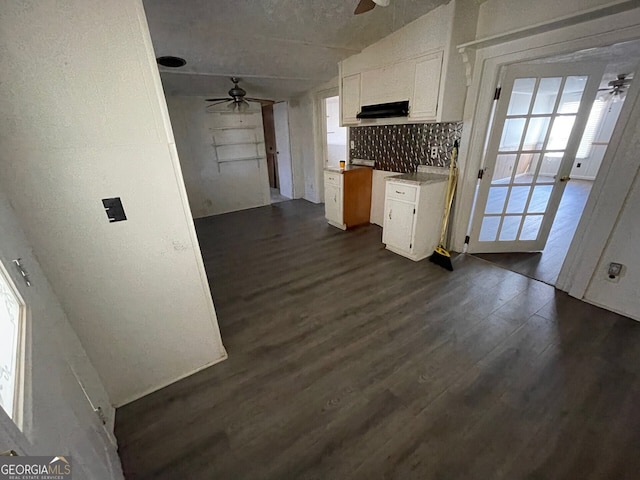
[{"x1": 430, "y1": 146, "x2": 438, "y2": 159}]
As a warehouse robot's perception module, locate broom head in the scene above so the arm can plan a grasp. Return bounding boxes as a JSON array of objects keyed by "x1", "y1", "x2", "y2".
[{"x1": 430, "y1": 245, "x2": 453, "y2": 271}]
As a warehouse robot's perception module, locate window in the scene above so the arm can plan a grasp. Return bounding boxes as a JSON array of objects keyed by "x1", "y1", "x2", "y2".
[
  {"x1": 0, "y1": 261, "x2": 25, "y2": 423},
  {"x1": 576, "y1": 93, "x2": 608, "y2": 159}
]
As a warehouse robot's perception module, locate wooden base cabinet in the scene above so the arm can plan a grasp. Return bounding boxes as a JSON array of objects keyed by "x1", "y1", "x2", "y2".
[
  {"x1": 324, "y1": 167, "x2": 372, "y2": 230},
  {"x1": 382, "y1": 177, "x2": 447, "y2": 261}
]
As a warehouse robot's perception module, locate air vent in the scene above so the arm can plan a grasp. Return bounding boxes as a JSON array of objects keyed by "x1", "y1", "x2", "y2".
[{"x1": 156, "y1": 56, "x2": 187, "y2": 68}]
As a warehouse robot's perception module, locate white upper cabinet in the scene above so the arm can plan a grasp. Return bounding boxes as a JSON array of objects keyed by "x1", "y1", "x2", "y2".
[
  {"x1": 339, "y1": 0, "x2": 479, "y2": 126},
  {"x1": 341, "y1": 73, "x2": 361, "y2": 125},
  {"x1": 360, "y1": 59, "x2": 414, "y2": 107},
  {"x1": 410, "y1": 51, "x2": 443, "y2": 121}
]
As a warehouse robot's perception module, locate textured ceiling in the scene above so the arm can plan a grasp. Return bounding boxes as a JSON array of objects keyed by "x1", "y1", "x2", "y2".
[
  {"x1": 526, "y1": 40, "x2": 640, "y2": 89},
  {"x1": 143, "y1": 0, "x2": 451, "y2": 99}
]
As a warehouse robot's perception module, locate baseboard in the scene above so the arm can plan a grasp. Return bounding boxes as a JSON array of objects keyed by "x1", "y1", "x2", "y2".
[{"x1": 115, "y1": 350, "x2": 228, "y2": 407}]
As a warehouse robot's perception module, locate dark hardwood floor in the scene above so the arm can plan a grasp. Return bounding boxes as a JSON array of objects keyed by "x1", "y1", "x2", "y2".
[
  {"x1": 475, "y1": 179, "x2": 592, "y2": 285},
  {"x1": 116, "y1": 199, "x2": 640, "y2": 480}
]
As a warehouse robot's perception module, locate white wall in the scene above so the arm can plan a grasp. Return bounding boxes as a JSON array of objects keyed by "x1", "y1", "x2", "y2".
[
  {"x1": 584, "y1": 170, "x2": 640, "y2": 320},
  {"x1": 580, "y1": 81, "x2": 640, "y2": 320},
  {"x1": 0, "y1": 188, "x2": 123, "y2": 479},
  {"x1": 476, "y1": 0, "x2": 635, "y2": 39},
  {"x1": 288, "y1": 96, "x2": 315, "y2": 201},
  {"x1": 0, "y1": 0, "x2": 226, "y2": 407},
  {"x1": 166, "y1": 96, "x2": 270, "y2": 216}
]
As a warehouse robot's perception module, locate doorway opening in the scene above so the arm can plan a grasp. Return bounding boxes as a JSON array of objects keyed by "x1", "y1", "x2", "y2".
[
  {"x1": 323, "y1": 96, "x2": 348, "y2": 168},
  {"x1": 468, "y1": 46, "x2": 636, "y2": 286},
  {"x1": 261, "y1": 104, "x2": 288, "y2": 204}
]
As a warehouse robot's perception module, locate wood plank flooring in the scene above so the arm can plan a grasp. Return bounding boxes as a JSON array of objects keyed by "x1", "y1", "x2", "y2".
[
  {"x1": 115, "y1": 199, "x2": 640, "y2": 480},
  {"x1": 476, "y1": 179, "x2": 592, "y2": 285}
]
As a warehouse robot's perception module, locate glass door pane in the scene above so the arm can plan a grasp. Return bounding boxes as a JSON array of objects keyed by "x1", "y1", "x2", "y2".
[{"x1": 469, "y1": 62, "x2": 604, "y2": 253}]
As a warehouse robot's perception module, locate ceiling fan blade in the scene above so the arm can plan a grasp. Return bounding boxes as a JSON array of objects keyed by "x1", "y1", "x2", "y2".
[
  {"x1": 205, "y1": 97, "x2": 231, "y2": 102},
  {"x1": 206, "y1": 100, "x2": 231, "y2": 107},
  {"x1": 355, "y1": 0, "x2": 376, "y2": 15},
  {"x1": 245, "y1": 97, "x2": 275, "y2": 105}
]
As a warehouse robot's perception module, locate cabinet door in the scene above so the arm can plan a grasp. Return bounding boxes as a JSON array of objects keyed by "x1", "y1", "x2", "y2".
[
  {"x1": 382, "y1": 198, "x2": 415, "y2": 252},
  {"x1": 361, "y1": 60, "x2": 413, "y2": 107},
  {"x1": 341, "y1": 73, "x2": 361, "y2": 125},
  {"x1": 410, "y1": 51, "x2": 443, "y2": 121},
  {"x1": 324, "y1": 184, "x2": 343, "y2": 224}
]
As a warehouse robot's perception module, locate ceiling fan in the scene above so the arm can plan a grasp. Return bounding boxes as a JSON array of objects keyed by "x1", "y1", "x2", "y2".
[
  {"x1": 599, "y1": 73, "x2": 633, "y2": 101},
  {"x1": 205, "y1": 77, "x2": 273, "y2": 112},
  {"x1": 354, "y1": 0, "x2": 390, "y2": 15}
]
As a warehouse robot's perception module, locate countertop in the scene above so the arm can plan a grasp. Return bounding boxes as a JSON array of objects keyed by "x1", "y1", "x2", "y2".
[
  {"x1": 385, "y1": 172, "x2": 448, "y2": 186},
  {"x1": 325, "y1": 165, "x2": 372, "y2": 173}
]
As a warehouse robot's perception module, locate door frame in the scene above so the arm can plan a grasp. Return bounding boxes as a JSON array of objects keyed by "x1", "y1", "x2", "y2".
[
  {"x1": 451, "y1": 11, "x2": 640, "y2": 298},
  {"x1": 314, "y1": 87, "x2": 350, "y2": 204}
]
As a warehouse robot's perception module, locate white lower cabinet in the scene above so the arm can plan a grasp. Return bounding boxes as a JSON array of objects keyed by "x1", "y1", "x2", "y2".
[
  {"x1": 383, "y1": 199, "x2": 415, "y2": 252},
  {"x1": 324, "y1": 171, "x2": 344, "y2": 229},
  {"x1": 325, "y1": 183, "x2": 343, "y2": 228},
  {"x1": 382, "y1": 177, "x2": 447, "y2": 261}
]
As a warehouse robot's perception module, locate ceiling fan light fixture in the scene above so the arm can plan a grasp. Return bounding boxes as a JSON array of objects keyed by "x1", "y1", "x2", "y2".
[{"x1": 611, "y1": 88, "x2": 626, "y2": 103}]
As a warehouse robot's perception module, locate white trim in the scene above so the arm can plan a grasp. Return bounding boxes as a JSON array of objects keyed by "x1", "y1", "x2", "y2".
[
  {"x1": 451, "y1": 7, "x2": 640, "y2": 295},
  {"x1": 315, "y1": 87, "x2": 341, "y2": 204},
  {"x1": 0, "y1": 259, "x2": 26, "y2": 430},
  {"x1": 458, "y1": 0, "x2": 637, "y2": 51}
]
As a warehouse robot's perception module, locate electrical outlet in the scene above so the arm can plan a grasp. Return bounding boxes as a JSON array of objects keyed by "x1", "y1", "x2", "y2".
[
  {"x1": 608, "y1": 262, "x2": 623, "y2": 281},
  {"x1": 430, "y1": 146, "x2": 438, "y2": 159},
  {"x1": 350, "y1": 140, "x2": 355, "y2": 149}
]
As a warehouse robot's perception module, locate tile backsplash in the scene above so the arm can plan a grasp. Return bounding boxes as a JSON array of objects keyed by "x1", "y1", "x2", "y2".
[{"x1": 350, "y1": 122, "x2": 463, "y2": 173}]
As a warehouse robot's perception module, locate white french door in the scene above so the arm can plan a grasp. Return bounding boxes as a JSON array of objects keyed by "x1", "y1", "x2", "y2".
[{"x1": 468, "y1": 62, "x2": 604, "y2": 253}]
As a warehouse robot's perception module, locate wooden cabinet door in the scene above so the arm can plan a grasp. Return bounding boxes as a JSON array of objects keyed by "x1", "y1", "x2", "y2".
[
  {"x1": 341, "y1": 73, "x2": 361, "y2": 125},
  {"x1": 382, "y1": 198, "x2": 415, "y2": 252},
  {"x1": 324, "y1": 184, "x2": 343, "y2": 224},
  {"x1": 410, "y1": 51, "x2": 443, "y2": 121}
]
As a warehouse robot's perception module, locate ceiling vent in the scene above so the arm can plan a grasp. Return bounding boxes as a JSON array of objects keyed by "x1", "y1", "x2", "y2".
[{"x1": 156, "y1": 56, "x2": 187, "y2": 68}]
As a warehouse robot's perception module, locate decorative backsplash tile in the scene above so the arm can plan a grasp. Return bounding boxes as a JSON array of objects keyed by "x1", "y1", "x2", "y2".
[{"x1": 350, "y1": 122, "x2": 463, "y2": 173}]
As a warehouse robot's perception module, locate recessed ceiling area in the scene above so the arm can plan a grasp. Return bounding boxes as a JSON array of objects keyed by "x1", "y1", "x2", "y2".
[{"x1": 143, "y1": 0, "x2": 452, "y2": 100}]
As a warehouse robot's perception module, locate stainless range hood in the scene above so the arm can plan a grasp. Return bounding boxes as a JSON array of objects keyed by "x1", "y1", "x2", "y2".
[{"x1": 356, "y1": 100, "x2": 409, "y2": 119}]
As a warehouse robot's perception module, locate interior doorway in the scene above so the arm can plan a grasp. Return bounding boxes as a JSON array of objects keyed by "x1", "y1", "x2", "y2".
[
  {"x1": 262, "y1": 104, "x2": 289, "y2": 204},
  {"x1": 468, "y1": 53, "x2": 635, "y2": 286},
  {"x1": 322, "y1": 96, "x2": 348, "y2": 168}
]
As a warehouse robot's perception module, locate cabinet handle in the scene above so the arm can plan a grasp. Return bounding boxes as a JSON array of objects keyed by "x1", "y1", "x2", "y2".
[
  {"x1": 389, "y1": 209, "x2": 392, "y2": 220},
  {"x1": 395, "y1": 190, "x2": 404, "y2": 195},
  {"x1": 334, "y1": 194, "x2": 337, "y2": 203}
]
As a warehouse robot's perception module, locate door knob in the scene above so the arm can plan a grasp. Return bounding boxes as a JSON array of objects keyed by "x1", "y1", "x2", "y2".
[{"x1": 559, "y1": 176, "x2": 571, "y2": 182}]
